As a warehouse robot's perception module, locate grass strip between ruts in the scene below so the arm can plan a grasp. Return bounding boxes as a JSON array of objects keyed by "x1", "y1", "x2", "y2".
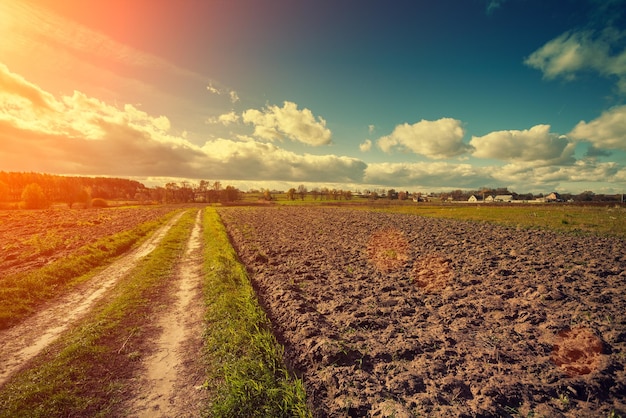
[
  {"x1": 0, "y1": 209, "x2": 196, "y2": 417},
  {"x1": 0, "y1": 209, "x2": 180, "y2": 330},
  {"x1": 201, "y1": 207, "x2": 311, "y2": 417}
]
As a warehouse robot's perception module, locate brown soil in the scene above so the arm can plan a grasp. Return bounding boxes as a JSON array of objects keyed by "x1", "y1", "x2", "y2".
[
  {"x1": 218, "y1": 206, "x2": 626, "y2": 417},
  {"x1": 0, "y1": 206, "x2": 177, "y2": 279}
]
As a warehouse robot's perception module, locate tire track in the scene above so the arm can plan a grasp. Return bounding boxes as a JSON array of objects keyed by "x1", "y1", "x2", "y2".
[
  {"x1": 0, "y1": 211, "x2": 185, "y2": 387},
  {"x1": 125, "y1": 209, "x2": 208, "y2": 417}
]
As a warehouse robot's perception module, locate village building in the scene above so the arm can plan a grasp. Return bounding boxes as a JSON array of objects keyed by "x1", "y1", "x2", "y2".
[{"x1": 545, "y1": 192, "x2": 562, "y2": 202}]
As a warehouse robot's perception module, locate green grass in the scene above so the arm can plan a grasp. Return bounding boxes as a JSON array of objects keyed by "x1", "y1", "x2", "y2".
[
  {"x1": 0, "y1": 209, "x2": 180, "y2": 330},
  {"x1": 359, "y1": 203, "x2": 626, "y2": 238},
  {"x1": 202, "y1": 208, "x2": 310, "y2": 417},
  {"x1": 0, "y1": 209, "x2": 197, "y2": 417}
]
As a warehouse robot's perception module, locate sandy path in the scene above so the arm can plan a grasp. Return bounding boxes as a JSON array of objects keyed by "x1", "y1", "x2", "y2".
[
  {"x1": 0, "y1": 211, "x2": 184, "y2": 387},
  {"x1": 125, "y1": 209, "x2": 208, "y2": 417}
]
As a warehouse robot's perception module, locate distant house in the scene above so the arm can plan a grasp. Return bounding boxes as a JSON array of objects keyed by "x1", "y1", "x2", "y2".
[
  {"x1": 468, "y1": 195, "x2": 482, "y2": 202},
  {"x1": 545, "y1": 192, "x2": 562, "y2": 202},
  {"x1": 494, "y1": 195, "x2": 513, "y2": 202},
  {"x1": 485, "y1": 195, "x2": 495, "y2": 203}
]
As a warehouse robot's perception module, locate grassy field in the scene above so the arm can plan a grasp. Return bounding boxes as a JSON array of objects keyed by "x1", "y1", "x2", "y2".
[
  {"x1": 201, "y1": 208, "x2": 310, "y2": 417},
  {"x1": 243, "y1": 193, "x2": 626, "y2": 239},
  {"x1": 251, "y1": 194, "x2": 626, "y2": 238},
  {"x1": 363, "y1": 203, "x2": 626, "y2": 238}
]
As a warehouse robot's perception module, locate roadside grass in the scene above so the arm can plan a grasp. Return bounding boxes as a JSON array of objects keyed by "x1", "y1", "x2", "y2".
[
  {"x1": 0, "y1": 209, "x2": 180, "y2": 330},
  {"x1": 361, "y1": 203, "x2": 626, "y2": 238},
  {"x1": 202, "y1": 208, "x2": 311, "y2": 417},
  {"x1": 0, "y1": 209, "x2": 197, "y2": 417}
]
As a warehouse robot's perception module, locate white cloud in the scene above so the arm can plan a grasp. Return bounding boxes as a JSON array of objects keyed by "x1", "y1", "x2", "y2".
[
  {"x1": 569, "y1": 104, "x2": 626, "y2": 151},
  {"x1": 470, "y1": 124, "x2": 575, "y2": 164},
  {"x1": 359, "y1": 139, "x2": 372, "y2": 152},
  {"x1": 525, "y1": 30, "x2": 626, "y2": 93},
  {"x1": 493, "y1": 160, "x2": 624, "y2": 188},
  {"x1": 242, "y1": 101, "x2": 332, "y2": 146},
  {"x1": 363, "y1": 159, "x2": 626, "y2": 193},
  {"x1": 207, "y1": 111, "x2": 240, "y2": 125},
  {"x1": 368, "y1": 124, "x2": 375, "y2": 134},
  {"x1": 365, "y1": 162, "x2": 491, "y2": 188},
  {"x1": 377, "y1": 118, "x2": 470, "y2": 159},
  {"x1": 199, "y1": 139, "x2": 365, "y2": 182}
]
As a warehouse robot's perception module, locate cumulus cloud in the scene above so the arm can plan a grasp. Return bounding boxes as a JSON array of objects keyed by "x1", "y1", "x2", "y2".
[
  {"x1": 242, "y1": 101, "x2": 332, "y2": 146},
  {"x1": 359, "y1": 139, "x2": 372, "y2": 152},
  {"x1": 569, "y1": 104, "x2": 626, "y2": 151},
  {"x1": 470, "y1": 124, "x2": 575, "y2": 165},
  {"x1": 525, "y1": 29, "x2": 626, "y2": 93},
  {"x1": 493, "y1": 160, "x2": 624, "y2": 187},
  {"x1": 365, "y1": 162, "x2": 492, "y2": 188},
  {"x1": 199, "y1": 139, "x2": 366, "y2": 182},
  {"x1": 377, "y1": 118, "x2": 470, "y2": 159},
  {"x1": 363, "y1": 159, "x2": 626, "y2": 192},
  {"x1": 207, "y1": 111, "x2": 240, "y2": 125}
]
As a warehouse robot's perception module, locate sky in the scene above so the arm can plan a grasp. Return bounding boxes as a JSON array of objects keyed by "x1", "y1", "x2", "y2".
[{"x1": 1, "y1": 0, "x2": 626, "y2": 194}]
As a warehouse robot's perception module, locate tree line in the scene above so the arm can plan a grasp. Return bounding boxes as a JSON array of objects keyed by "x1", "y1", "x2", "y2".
[{"x1": 0, "y1": 172, "x2": 243, "y2": 209}]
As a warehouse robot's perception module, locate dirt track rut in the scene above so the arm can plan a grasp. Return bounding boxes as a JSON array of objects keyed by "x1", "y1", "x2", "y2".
[
  {"x1": 0, "y1": 211, "x2": 184, "y2": 387},
  {"x1": 125, "y1": 209, "x2": 208, "y2": 417}
]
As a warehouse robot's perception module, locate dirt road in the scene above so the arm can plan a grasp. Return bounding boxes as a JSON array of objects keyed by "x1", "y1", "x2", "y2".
[
  {"x1": 124, "y1": 209, "x2": 208, "y2": 417},
  {"x1": 0, "y1": 212, "x2": 184, "y2": 387}
]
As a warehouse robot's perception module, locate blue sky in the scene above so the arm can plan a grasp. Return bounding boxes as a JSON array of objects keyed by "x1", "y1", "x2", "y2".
[{"x1": 1, "y1": 0, "x2": 626, "y2": 194}]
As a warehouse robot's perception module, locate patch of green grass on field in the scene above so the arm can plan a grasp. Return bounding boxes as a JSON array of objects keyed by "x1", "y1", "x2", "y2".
[
  {"x1": 0, "y1": 210, "x2": 197, "y2": 418},
  {"x1": 202, "y1": 208, "x2": 310, "y2": 417},
  {"x1": 364, "y1": 203, "x2": 626, "y2": 238},
  {"x1": 0, "y1": 209, "x2": 181, "y2": 330}
]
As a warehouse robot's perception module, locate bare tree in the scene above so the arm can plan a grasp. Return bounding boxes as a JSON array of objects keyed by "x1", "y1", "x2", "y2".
[{"x1": 297, "y1": 184, "x2": 307, "y2": 201}]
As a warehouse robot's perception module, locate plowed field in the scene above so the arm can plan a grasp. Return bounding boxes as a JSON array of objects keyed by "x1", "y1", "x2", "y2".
[
  {"x1": 0, "y1": 206, "x2": 177, "y2": 279},
  {"x1": 219, "y1": 206, "x2": 626, "y2": 417}
]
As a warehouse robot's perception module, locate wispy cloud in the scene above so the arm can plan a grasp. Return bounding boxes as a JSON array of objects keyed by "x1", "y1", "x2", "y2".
[
  {"x1": 525, "y1": 29, "x2": 626, "y2": 93},
  {"x1": 485, "y1": 0, "x2": 507, "y2": 15},
  {"x1": 377, "y1": 118, "x2": 471, "y2": 159},
  {"x1": 359, "y1": 139, "x2": 372, "y2": 152},
  {"x1": 0, "y1": 1, "x2": 202, "y2": 83},
  {"x1": 207, "y1": 82, "x2": 240, "y2": 104},
  {"x1": 242, "y1": 101, "x2": 332, "y2": 146}
]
